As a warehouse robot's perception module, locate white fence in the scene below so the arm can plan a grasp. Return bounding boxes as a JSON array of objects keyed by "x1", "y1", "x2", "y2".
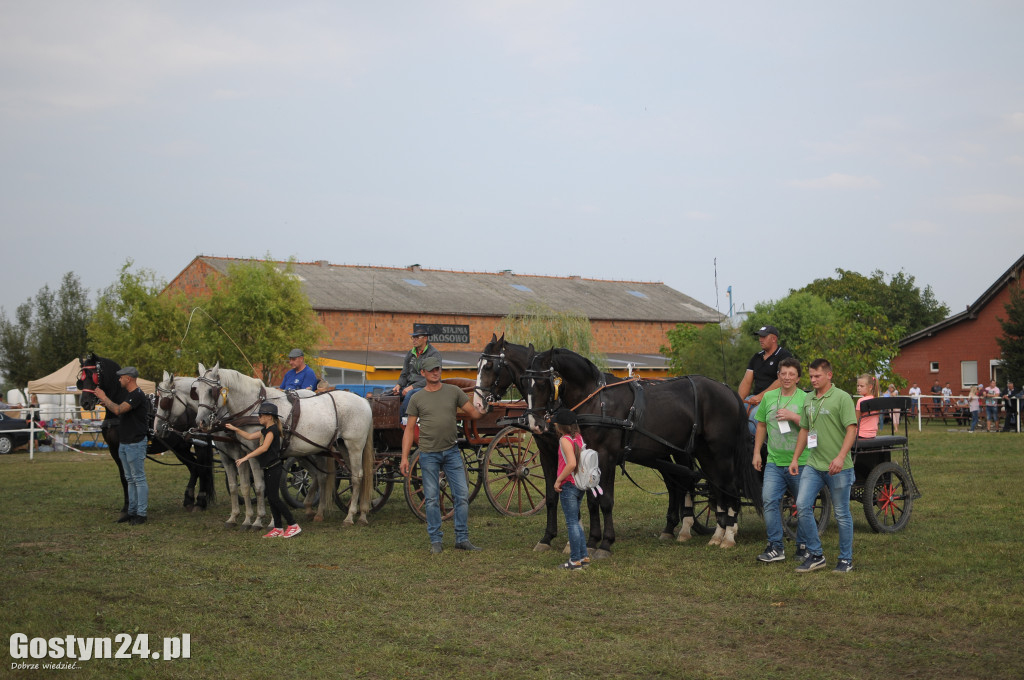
[
  {"x1": 905, "y1": 394, "x2": 1021, "y2": 433},
  {"x1": 1, "y1": 406, "x2": 108, "y2": 461}
]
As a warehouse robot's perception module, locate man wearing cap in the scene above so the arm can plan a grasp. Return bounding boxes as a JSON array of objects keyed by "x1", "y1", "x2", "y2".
[
  {"x1": 94, "y1": 367, "x2": 150, "y2": 525},
  {"x1": 400, "y1": 355, "x2": 483, "y2": 553},
  {"x1": 392, "y1": 324, "x2": 442, "y2": 425},
  {"x1": 738, "y1": 325, "x2": 794, "y2": 434},
  {"x1": 280, "y1": 349, "x2": 318, "y2": 391}
]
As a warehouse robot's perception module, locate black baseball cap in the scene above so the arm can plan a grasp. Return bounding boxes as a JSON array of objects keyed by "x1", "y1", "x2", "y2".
[{"x1": 755, "y1": 326, "x2": 780, "y2": 337}]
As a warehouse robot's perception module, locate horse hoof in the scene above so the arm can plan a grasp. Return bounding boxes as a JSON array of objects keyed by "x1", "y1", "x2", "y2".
[
  {"x1": 719, "y1": 539, "x2": 736, "y2": 549},
  {"x1": 707, "y1": 536, "x2": 722, "y2": 546},
  {"x1": 591, "y1": 549, "x2": 612, "y2": 560},
  {"x1": 659, "y1": 532, "x2": 675, "y2": 541},
  {"x1": 358, "y1": 517, "x2": 369, "y2": 526},
  {"x1": 342, "y1": 519, "x2": 354, "y2": 526},
  {"x1": 676, "y1": 532, "x2": 693, "y2": 543},
  {"x1": 533, "y1": 542, "x2": 552, "y2": 552},
  {"x1": 314, "y1": 515, "x2": 325, "y2": 523},
  {"x1": 224, "y1": 522, "x2": 236, "y2": 529},
  {"x1": 562, "y1": 542, "x2": 571, "y2": 555}
]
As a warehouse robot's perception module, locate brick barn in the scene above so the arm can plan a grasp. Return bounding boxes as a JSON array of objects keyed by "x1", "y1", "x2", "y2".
[
  {"x1": 166, "y1": 257, "x2": 722, "y2": 386},
  {"x1": 891, "y1": 253, "x2": 1023, "y2": 394}
]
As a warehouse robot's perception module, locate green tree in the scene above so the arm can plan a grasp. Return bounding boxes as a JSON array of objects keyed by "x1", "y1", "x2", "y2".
[
  {"x1": 192, "y1": 258, "x2": 325, "y2": 384},
  {"x1": 31, "y1": 272, "x2": 93, "y2": 376},
  {"x1": 0, "y1": 302, "x2": 35, "y2": 389},
  {"x1": 996, "y1": 282, "x2": 1024, "y2": 385},
  {"x1": 89, "y1": 262, "x2": 194, "y2": 380},
  {"x1": 660, "y1": 323, "x2": 758, "y2": 386},
  {"x1": 501, "y1": 301, "x2": 606, "y2": 370},
  {"x1": 798, "y1": 268, "x2": 949, "y2": 337}
]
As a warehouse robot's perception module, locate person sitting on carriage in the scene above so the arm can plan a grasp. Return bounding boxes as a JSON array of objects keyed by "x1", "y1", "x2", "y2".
[
  {"x1": 391, "y1": 323, "x2": 442, "y2": 426},
  {"x1": 279, "y1": 348, "x2": 318, "y2": 391},
  {"x1": 738, "y1": 325, "x2": 793, "y2": 434}
]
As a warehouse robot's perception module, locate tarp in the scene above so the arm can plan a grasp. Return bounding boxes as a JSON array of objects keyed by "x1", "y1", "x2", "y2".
[{"x1": 27, "y1": 358, "x2": 156, "y2": 395}]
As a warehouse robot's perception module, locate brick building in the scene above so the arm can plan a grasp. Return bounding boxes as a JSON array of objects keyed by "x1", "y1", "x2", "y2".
[
  {"x1": 166, "y1": 256, "x2": 722, "y2": 384},
  {"x1": 891, "y1": 253, "x2": 1023, "y2": 393}
]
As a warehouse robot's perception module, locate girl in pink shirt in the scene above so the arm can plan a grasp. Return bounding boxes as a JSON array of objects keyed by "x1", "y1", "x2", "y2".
[
  {"x1": 552, "y1": 409, "x2": 589, "y2": 570},
  {"x1": 856, "y1": 375, "x2": 879, "y2": 439}
]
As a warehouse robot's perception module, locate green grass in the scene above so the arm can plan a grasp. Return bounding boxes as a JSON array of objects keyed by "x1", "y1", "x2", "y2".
[{"x1": 2, "y1": 429, "x2": 1023, "y2": 679}]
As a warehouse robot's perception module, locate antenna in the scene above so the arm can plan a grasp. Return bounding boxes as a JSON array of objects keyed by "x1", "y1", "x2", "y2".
[
  {"x1": 713, "y1": 259, "x2": 728, "y2": 383},
  {"x1": 362, "y1": 273, "x2": 376, "y2": 391}
]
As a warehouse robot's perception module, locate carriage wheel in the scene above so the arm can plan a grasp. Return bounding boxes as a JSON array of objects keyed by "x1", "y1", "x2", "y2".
[
  {"x1": 462, "y1": 446, "x2": 484, "y2": 504},
  {"x1": 281, "y1": 457, "x2": 319, "y2": 509},
  {"x1": 781, "y1": 485, "x2": 832, "y2": 541},
  {"x1": 689, "y1": 483, "x2": 716, "y2": 536},
  {"x1": 482, "y1": 426, "x2": 546, "y2": 517},
  {"x1": 863, "y1": 462, "x2": 913, "y2": 533},
  {"x1": 403, "y1": 450, "x2": 456, "y2": 523},
  {"x1": 334, "y1": 457, "x2": 393, "y2": 513}
]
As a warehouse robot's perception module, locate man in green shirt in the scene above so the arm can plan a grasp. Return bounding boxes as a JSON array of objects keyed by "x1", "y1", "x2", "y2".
[
  {"x1": 753, "y1": 357, "x2": 808, "y2": 563},
  {"x1": 789, "y1": 358, "x2": 858, "y2": 573},
  {"x1": 400, "y1": 356, "x2": 483, "y2": 554}
]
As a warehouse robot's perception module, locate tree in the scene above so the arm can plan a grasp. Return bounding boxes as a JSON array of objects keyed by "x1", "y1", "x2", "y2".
[
  {"x1": 996, "y1": 282, "x2": 1024, "y2": 385},
  {"x1": 798, "y1": 268, "x2": 949, "y2": 337},
  {"x1": 89, "y1": 262, "x2": 194, "y2": 380},
  {"x1": 192, "y1": 258, "x2": 325, "y2": 384},
  {"x1": 0, "y1": 302, "x2": 35, "y2": 389},
  {"x1": 660, "y1": 323, "x2": 758, "y2": 387},
  {"x1": 501, "y1": 301, "x2": 606, "y2": 370}
]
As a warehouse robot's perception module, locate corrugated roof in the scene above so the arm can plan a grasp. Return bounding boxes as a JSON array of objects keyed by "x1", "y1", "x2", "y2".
[
  {"x1": 319, "y1": 349, "x2": 671, "y2": 372},
  {"x1": 197, "y1": 257, "x2": 721, "y2": 324}
]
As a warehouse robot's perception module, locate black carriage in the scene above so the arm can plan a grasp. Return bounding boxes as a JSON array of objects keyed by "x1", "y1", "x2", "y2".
[
  {"x1": 280, "y1": 379, "x2": 549, "y2": 520},
  {"x1": 692, "y1": 395, "x2": 921, "y2": 537}
]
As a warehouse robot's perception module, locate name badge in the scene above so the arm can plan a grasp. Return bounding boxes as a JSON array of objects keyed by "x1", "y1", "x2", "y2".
[
  {"x1": 807, "y1": 431, "x2": 818, "y2": 448},
  {"x1": 778, "y1": 420, "x2": 791, "y2": 434}
]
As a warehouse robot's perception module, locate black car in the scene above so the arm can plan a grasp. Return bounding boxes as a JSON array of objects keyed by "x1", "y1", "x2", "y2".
[{"x1": 0, "y1": 412, "x2": 53, "y2": 454}]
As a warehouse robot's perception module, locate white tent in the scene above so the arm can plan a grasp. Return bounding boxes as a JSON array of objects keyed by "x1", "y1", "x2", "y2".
[{"x1": 27, "y1": 358, "x2": 156, "y2": 395}]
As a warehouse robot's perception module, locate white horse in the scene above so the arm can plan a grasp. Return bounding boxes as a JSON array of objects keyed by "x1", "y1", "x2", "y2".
[
  {"x1": 156, "y1": 371, "x2": 269, "y2": 529},
  {"x1": 194, "y1": 363, "x2": 376, "y2": 525}
]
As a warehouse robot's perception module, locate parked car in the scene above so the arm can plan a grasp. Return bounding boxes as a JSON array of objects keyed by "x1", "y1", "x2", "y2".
[{"x1": 0, "y1": 412, "x2": 53, "y2": 453}]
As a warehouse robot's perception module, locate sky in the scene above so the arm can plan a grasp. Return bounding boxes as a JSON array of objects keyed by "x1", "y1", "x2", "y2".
[{"x1": 2, "y1": 1, "x2": 1023, "y2": 324}]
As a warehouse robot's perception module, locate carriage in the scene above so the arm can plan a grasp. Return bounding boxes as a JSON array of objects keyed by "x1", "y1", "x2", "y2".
[{"x1": 280, "y1": 378, "x2": 550, "y2": 521}]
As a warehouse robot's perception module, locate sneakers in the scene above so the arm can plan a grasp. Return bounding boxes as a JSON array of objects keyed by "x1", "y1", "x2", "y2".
[
  {"x1": 430, "y1": 542, "x2": 443, "y2": 554},
  {"x1": 795, "y1": 554, "x2": 827, "y2": 573},
  {"x1": 116, "y1": 512, "x2": 133, "y2": 524},
  {"x1": 129, "y1": 515, "x2": 147, "y2": 525},
  {"x1": 833, "y1": 559, "x2": 853, "y2": 573},
  {"x1": 559, "y1": 560, "x2": 584, "y2": 570},
  {"x1": 454, "y1": 541, "x2": 482, "y2": 551},
  {"x1": 756, "y1": 543, "x2": 785, "y2": 563},
  {"x1": 263, "y1": 527, "x2": 284, "y2": 538},
  {"x1": 795, "y1": 543, "x2": 808, "y2": 561},
  {"x1": 579, "y1": 556, "x2": 591, "y2": 566},
  {"x1": 282, "y1": 524, "x2": 302, "y2": 538}
]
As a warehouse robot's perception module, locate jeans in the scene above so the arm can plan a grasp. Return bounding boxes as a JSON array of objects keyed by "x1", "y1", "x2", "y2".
[
  {"x1": 559, "y1": 482, "x2": 588, "y2": 563},
  {"x1": 797, "y1": 466, "x2": 854, "y2": 561},
  {"x1": 118, "y1": 439, "x2": 149, "y2": 517},
  {"x1": 418, "y1": 446, "x2": 470, "y2": 544},
  {"x1": 762, "y1": 463, "x2": 805, "y2": 549},
  {"x1": 970, "y1": 410, "x2": 980, "y2": 432},
  {"x1": 399, "y1": 388, "x2": 422, "y2": 419}
]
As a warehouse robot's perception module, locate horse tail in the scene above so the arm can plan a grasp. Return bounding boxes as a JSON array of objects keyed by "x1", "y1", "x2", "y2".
[
  {"x1": 734, "y1": 392, "x2": 763, "y2": 514},
  {"x1": 359, "y1": 420, "x2": 375, "y2": 512}
]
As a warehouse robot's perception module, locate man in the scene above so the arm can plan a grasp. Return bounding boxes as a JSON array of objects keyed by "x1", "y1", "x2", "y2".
[
  {"x1": 907, "y1": 383, "x2": 922, "y2": 417},
  {"x1": 94, "y1": 367, "x2": 150, "y2": 525},
  {"x1": 789, "y1": 358, "x2": 858, "y2": 573},
  {"x1": 930, "y1": 380, "x2": 943, "y2": 416},
  {"x1": 392, "y1": 324, "x2": 442, "y2": 425},
  {"x1": 280, "y1": 349, "x2": 318, "y2": 391},
  {"x1": 752, "y1": 357, "x2": 809, "y2": 564},
  {"x1": 984, "y1": 380, "x2": 1001, "y2": 432},
  {"x1": 1003, "y1": 381, "x2": 1021, "y2": 432},
  {"x1": 738, "y1": 325, "x2": 793, "y2": 433},
  {"x1": 399, "y1": 356, "x2": 483, "y2": 553}
]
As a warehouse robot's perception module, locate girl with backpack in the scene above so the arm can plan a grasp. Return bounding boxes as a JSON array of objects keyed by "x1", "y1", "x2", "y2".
[
  {"x1": 227, "y1": 402, "x2": 302, "y2": 538},
  {"x1": 552, "y1": 409, "x2": 588, "y2": 570}
]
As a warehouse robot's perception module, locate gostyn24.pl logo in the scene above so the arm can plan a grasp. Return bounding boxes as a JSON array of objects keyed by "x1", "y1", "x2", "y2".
[{"x1": 10, "y1": 633, "x2": 190, "y2": 666}]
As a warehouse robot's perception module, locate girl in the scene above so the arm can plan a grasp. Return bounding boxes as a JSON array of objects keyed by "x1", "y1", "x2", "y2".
[
  {"x1": 856, "y1": 374, "x2": 878, "y2": 439},
  {"x1": 968, "y1": 386, "x2": 980, "y2": 433},
  {"x1": 885, "y1": 384, "x2": 901, "y2": 428},
  {"x1": 551, "y1": 409, "x2": 588, "y2": 570},
  {"x1": 227, "y1": 402, "x2": 301, "y2": 538}
]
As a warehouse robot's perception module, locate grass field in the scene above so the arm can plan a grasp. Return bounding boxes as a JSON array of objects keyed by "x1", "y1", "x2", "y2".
[{"x1": 3, "y1": 428, "x2": 1023, "y2": 679}]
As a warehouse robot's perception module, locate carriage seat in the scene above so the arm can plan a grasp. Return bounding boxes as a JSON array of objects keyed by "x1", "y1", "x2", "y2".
[
  {"x1": 442, "y1": 377, "x2": 477, "y2": 393},
  {"x1": 852, "y1": 434, "x2": 908, "y2": 452}
]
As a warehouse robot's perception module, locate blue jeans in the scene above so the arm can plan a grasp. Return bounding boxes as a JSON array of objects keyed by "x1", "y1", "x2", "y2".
[
  {"x1": 762, "y1": 463, "x2": 805, "y2": 549},
  {"x1": 399, "y1": 388, "x2": 422, "y2": 419},
  {"x1": 797, "y1": 466, "x2": 854, "y2": 561},
  {"x1": 970, "y1": 410, "x2": 980, "y2": 431},
  {"x1": 418, "y1": 446, "x2": 470, "y2": 544},
  {"x1": 559, "y1": 483, "x2": 588, "y2": 563},
  {"x1": 118, "y1": 440, "x2": 149, "y2": 517}
]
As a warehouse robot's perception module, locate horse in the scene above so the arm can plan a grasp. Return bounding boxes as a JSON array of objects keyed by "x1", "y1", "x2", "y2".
[
  {"x1": 521, "y1": 348, "x2": 762, "y2": 550},
  {"x1": 193, "y1": 363, "x2": 376, "y2": 525}
]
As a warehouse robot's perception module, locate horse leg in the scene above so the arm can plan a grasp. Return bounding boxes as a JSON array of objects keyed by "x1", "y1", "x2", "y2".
[
  {"x1": 659, "y1": 474, "x2": 681, "y2": 541},
  {"x1": 719, "y1": 501, "x2": 740, "y2": 549},
  {"x1": 249, "y1": 461, "x2": 267, "y2": 530},
  {"x1": 221, "y1": 452, "x2": 241, "y2": 527},
  {"x1": 593, "y1": 485, "x2": 615, "y2": 558},
  {"x1": 196, "y1": 445, "x2": 214, "y2": 510},
  {"x1": 676, "y1": 490, "x2": 695, "y2": 543},
  {"x1": 708, "y1": 500, "x2": 725, "y2": 546},
  {"x1": 108, "y1": 437, "x2": 129, "y2": 515},
  {"x1": 238, "y1": 460, "x2": 255, "y2": 528},
  {"x1": 534, "y1": 445, "x2": 559, "y2": 552},
  {"x1": 344, "y1": 450, "x2": 365, "y2": 526},
  {"x1": 316, "y1": 457, "x2": 336, "y2": 523}
]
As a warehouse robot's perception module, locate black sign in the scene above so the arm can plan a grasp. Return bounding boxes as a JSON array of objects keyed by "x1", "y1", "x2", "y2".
[{"x1": 423, "y1": 324, "x2": 470, "y2": 344}]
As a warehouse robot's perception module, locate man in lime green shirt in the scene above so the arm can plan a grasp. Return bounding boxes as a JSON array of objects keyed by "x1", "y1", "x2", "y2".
[{"x1": 789, "y1": 358, "x2": 857, "y2": 574}]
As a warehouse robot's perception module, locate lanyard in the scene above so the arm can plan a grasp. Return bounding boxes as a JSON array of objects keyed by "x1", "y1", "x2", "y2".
[{"x1": 808, "y1": 386, "x2": 833, "y2": 431}]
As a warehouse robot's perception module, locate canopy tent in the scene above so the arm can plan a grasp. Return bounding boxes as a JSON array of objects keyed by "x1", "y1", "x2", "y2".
[{"x1": 27, "y1": 358, "x2": 156, "y2": 395}]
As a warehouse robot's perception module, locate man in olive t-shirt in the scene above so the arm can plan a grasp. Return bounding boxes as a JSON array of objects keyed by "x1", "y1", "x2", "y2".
[{"x1": 400, "y1": 356, "x2": 483, "y2": 553}]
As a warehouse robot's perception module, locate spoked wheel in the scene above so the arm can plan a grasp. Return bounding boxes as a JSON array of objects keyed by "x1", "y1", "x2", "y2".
[
  {"x1": 864, "y1": 462, "x2": 913, "y2": 533},
  {"x1": 281, "y1": 456, "x2": 319, "y2": 509},
  {"x1": 403, "y1": 450, "x2": 456, "y2": 523},
  {"x1": 482, "y1": 426, "x2": 546, "y2": 517},
  {"x1": 462, "y1": 446, "x2": 484, "y2": 504},
  {"x1": 335, "y1": 457, "x2": 394, "y2": 513},
  {"x1": 781, "y1": 485, "x2": 832, "y2": 541},
  {"x1": 690, "y1": 483, "x2": 716, "y2": 536}
]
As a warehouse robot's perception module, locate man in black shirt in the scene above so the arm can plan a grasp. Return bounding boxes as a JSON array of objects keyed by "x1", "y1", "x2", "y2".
[
  {"x1": 95, "y1": 367, "x2": 150, "y2": 525},
  {"x1": 738, "y1": 325, "x2": 794, "y2": 434}
]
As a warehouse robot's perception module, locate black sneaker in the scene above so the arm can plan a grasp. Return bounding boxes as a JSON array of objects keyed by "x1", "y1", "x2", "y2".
[
  {"x1": 129, "y1": 515, "x2": 147, "y2": 526},
  {"x1": 795, "y1": 543, "x2": 808, "y2": 561},
  {"x1": 558, "y1": 560, "x2": 584, "y2": 570},
  {"x1": 795, "y1": 554, "x2": 826, "y2": 573},
  {"x1": 430, "y1": 542, "x2": 443, "y2": 554},
  {"x1": 454, "y1": 541, "x2": 482, "y2": 552},
  {"x1": 833, "y1": 559, "x2": 853, "y2": 573},
  {"x1": 756, "y1": 543, "x2": 785, "y2": 563},
  {"x1": 116, "y1": 513, "x2": 134, "y2": 524}
]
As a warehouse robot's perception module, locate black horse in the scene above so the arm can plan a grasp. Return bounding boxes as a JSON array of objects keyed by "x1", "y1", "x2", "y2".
[
  {"x1": 521, "y1": 348, "x2": 762, "y2": 552},
  {"x1": 77, "y1": 353, "x2": 215, "y2": 516}
]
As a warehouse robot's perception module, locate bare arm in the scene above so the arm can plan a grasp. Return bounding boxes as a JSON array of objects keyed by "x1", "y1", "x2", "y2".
[
  {"x1": 225, "y1": 423, "x2": 261, "y2": 441},
  {"x1": 752, "y1": 421, "x2": 767, "y2": 471},
  {"x1": 737, "y1": 370, "x2": 754, "y2": 401},
  {"x1": 554, "y1": 437, "x2": 576, "y2": 491},
  {"x1": 400, "y1": 416, "x2": 417, "y2": 477},
  {"x1": 236, "y1": 431, "x2": 272, "y2": 467},
  {"x1": 459, "y1": 400, "x2": 483, "y2": 421},
  {"x1": 829, "y1": 424, "x2": 858, "y2": 475},
  {"x1": 788, "y1": 429, "x2": 808, "y2": 476}
]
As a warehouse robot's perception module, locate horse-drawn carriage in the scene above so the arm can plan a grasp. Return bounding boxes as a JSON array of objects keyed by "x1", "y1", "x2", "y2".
[{"x1": 280, "y1": 378, "x2": 551, "y2": 521}]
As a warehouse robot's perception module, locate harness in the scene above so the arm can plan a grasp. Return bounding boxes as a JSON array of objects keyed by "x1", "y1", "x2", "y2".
[{"x1": 474, "y1": 351, "x2": 518, "y2": 404}]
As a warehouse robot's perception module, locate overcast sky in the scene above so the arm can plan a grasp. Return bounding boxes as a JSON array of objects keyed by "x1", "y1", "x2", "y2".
[{"x1": 2, "y1": 1, "x2": 1023, "y2": 326}]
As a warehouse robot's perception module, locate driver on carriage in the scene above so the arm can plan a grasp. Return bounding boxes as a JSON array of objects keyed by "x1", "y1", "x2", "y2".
[
  {"x1": 280, "y1": 349, "x2": 318, "y2": 391},
  {"x1": 392, "y1": 323, "x2": 442, "y2": 426}
]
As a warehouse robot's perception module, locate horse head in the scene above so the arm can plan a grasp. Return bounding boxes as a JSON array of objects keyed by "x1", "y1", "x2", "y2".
[
  {"x1": 522, "y1": 348, "x2": 604, "y2": 434},
  {"x1": 474, "y1": 333, "x2": 535, "y2": 414},
  {"x1": 154, "y1": 371, "x2": 192, "y2": 438},
  {"x1": 194, "y1": 362, "x2": 225, "y2": 432},
  {"x1": 78, "y1": 353, "x2": 121, "y2": 412}
]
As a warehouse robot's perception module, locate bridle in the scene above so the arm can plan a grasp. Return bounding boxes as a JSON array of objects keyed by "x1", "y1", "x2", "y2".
[
  {"x1": 154, "y1": 380, "x2": 192, "y2": 434},
  {"x1": 475, "y1": 352, "x2": 518, "y2": 404},
  {"x1": 193, "y1": 372, "x2": 266, "y2": 428}
]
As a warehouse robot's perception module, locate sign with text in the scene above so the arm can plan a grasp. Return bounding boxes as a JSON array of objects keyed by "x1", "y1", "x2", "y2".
[{"x1": 422, "y1": 324, "x2": 470, "y2": 344}]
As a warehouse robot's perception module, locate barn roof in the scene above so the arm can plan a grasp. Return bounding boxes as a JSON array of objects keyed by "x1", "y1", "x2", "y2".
[{"x1": 193, "y1": 257, "x2": 722, "y2": 324}]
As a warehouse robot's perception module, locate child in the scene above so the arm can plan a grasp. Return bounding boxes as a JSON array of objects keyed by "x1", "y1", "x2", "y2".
[
  {"x1": 855, "y1": 374, "x2": 878, "y2": 439},
  {"x1": 551, "y1": 409, "x2": 588, "y2": 570},
  {"x1": 227, "y1": 402, "x2": 301, "y2": 538}
]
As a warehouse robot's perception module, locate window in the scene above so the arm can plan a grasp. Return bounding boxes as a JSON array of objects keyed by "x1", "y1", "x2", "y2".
[
  {"x1": 403, "y1": 278, "x2": 426, "y2": 287},
  {"x1": 627, "y1": 290, "x2": 649, "y2": 299},
  {"x1": 509, "y1": 284, "x2": 533, "y2": 293},
  {"x1": 929, "y1": 362, "x2": 939, "y2": 373},
  {"x1": 991, "y1": 359, "x2": 1004, "y2": 385},
  {"x1": 961, "y1": 361, "x2": 978, "y2": 388}
]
